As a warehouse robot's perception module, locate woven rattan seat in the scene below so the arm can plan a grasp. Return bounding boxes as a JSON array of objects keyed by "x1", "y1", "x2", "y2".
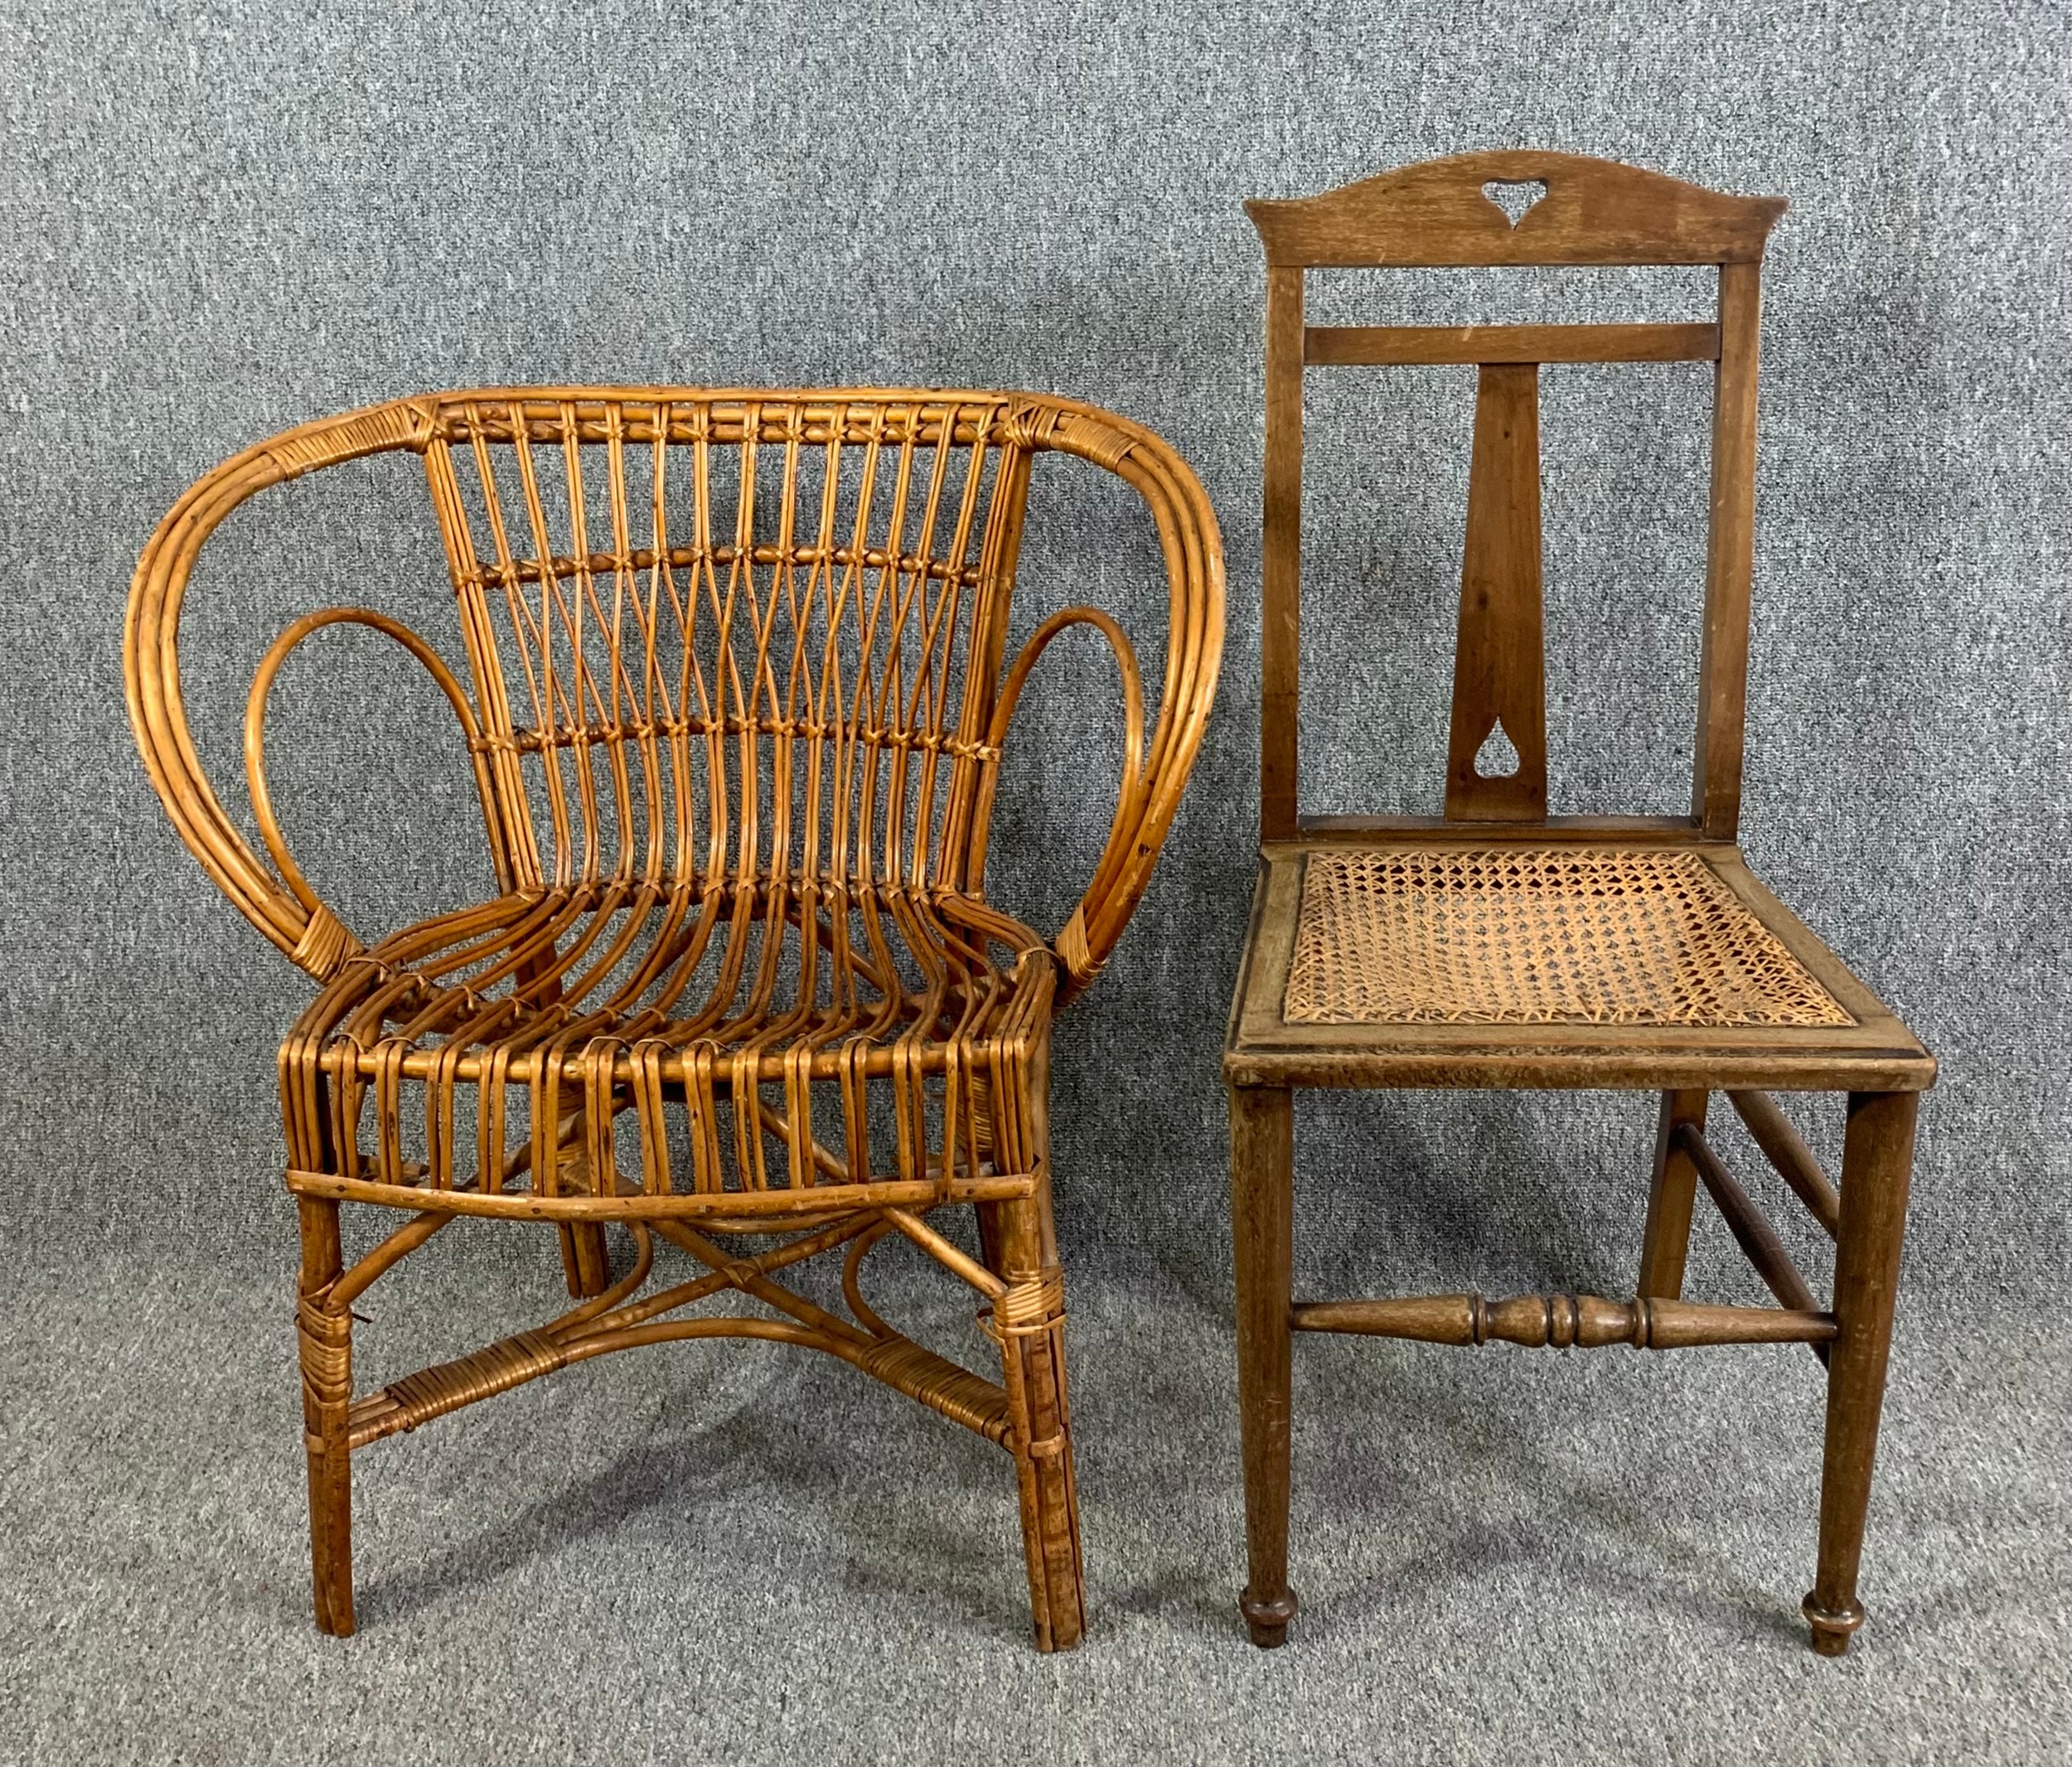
[
  {"x1": 292, "y1": 884, "x2": 1054, "y2": 1178},
  {"x1": 128, "y1": 386, "x2": 1223, "y2": 1651},
  {"x1": 1282, "y1": 845, "x2": 1852, "y2": 1029},
  {"x1": 1224, "y1": 153, "x2": 1934, "y2": 1661},
  {"x1": 299, "y1": 887, "x2": 1049, "y2": 1095}
]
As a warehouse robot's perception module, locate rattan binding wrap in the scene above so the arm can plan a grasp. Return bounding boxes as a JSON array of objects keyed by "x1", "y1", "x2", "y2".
[{"x1": 1283, "y1": 847, "x2": 1855, "y2": 1028}]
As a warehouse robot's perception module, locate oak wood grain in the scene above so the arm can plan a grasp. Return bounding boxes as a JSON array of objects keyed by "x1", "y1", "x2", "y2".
[
  {"x1": 1678, "y1": 1121, "x2": 1830, "y2": 1365},
  {"x1": 1730, "y1": 1088, "x2": 1842, "y2": 1238},
  {"x1": 1692, "y1": 260, "x2": 1765, "y2": 839},
  {"x1": 1231, "y1": 1085, "x2": 1298, "y2": 1648},
  {"x1": 1261, "y1": 269, "x2": 1306, "y2": 842},
  {"x1": 1230, "y1": 153, "x2": 1927, "y2": 1658},
  {"x1": 1292, "y1": 1292, "x2": 1837, "y2": 1348},
  {"x1": 1806, "y1": 1090, "x2": 1918, "y2": 1654},
  {"x1": 1640, "y1": 1088, "x2": 1709, "y2": 1299}
]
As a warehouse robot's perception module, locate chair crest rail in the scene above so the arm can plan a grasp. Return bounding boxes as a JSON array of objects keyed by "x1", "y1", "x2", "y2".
[{"x1": 1246, "y1": 149, "x2": 1788, "y2": 268}]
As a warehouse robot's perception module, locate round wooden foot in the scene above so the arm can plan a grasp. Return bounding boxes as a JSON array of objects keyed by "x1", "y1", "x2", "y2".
[
  {"x1": 1241, "y1": 1586, "x2": 1298, "y2": 1649},
  {"x1": 1802, "y1": 1593, "x2": 1864, "y2": 1656}
]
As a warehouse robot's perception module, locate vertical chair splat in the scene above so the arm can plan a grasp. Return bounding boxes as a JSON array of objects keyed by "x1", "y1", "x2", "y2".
[{"x1": 1445, "y1": 363, "x2": 1547, "y2": 821}]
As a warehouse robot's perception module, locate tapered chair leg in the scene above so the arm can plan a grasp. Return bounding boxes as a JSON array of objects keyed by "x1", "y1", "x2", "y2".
[
  {"x1": 1639, "y1": 1088, "x2": 1708, "y2": 1299},
  {"x1": 296, "y1": 1197, "x2": 356, "y2": 1636},
  {"x1": 1803, "y1": 1089, "x2": 1918, "y2": 1655},
  {"x1": 1231, "y1": 1084, "x2": 1297, "y2": 1647}
]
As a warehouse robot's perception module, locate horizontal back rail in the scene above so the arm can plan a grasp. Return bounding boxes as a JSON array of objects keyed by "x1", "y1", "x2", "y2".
[
  {"x1": 1305, "y1": 322, "x2": 1721, "y2": 366},
  {"x1": 1288, "y1": 813, "x2": 1702, "y2": 843}
]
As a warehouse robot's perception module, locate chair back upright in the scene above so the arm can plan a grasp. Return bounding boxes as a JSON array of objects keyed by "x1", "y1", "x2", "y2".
[
  {"x1": 1245, "y1": 151, "x2": 1788, "y2": 842},
  {"x1": 128, "y1": 388, "x2": 1224, "y2": 994}
]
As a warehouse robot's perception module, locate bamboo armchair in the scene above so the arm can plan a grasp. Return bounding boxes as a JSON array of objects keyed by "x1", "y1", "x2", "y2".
[
  {"x1": 127, "y1": 387, "x2": 1222, "y2": 1650},
  {"x1": 1225, "y1": 154, "x2": 1934, "y2": 1653}
]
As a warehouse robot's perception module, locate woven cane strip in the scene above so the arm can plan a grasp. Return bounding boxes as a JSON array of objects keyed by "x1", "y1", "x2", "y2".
[
  {"x1": 1283, "y1": 847, "x2": 1854, "y2": 1028},
  {"x1": 264, "y1": 400, "x2": 434, "y2": 480},
  {"x1": 289, "y1": 901, "x2": 360, "y2": 980},
  {"x1": 375, "y1": 1329, "x2": 569, "y2": 1432},
  {"x1": 991, "y1": 1269, "x2": 1067, "y2": 1333},
  {"x1": 858, "y1": 1335, "x2": 1013, "y2": 1440},
  {"x1": 297, "y1": 1298, "x2": 352, "y2": 1406}
]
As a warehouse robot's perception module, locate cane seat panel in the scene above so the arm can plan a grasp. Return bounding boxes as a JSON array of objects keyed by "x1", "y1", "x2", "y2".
[{"x1": 1282, "y1": 845, "x2": 1854, "y2": 1029}]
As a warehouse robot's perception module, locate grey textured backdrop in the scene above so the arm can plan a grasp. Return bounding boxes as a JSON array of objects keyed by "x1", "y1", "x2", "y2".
[{"x1": 2, "y1": 2, "x2": 2065, "y2": 1762}]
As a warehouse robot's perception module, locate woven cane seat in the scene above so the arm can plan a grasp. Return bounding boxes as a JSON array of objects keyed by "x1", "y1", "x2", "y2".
[{"x1": 1283, "y1": 845, "x2": 1853, "y2": 1029}]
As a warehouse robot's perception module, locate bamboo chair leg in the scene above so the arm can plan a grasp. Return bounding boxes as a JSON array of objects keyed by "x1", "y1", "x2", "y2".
[
  {"x1": 1804, "y1": 1089, "x2": 1918, "y2": 1656},
  {"x1": 1639, "y1": 1088, "x2": 1709, "y2": 1298},
  {"x1": 987, "y1": 1181, "x2": 1084, "y2": 1652},
  {"x1": 979, "y1": 1038, "x2": 1083, "y2": 1653},
  {"x1": 556, "y1": 1107, "x2": 612, "y2": 1298},
  {"x1": 974, "y1": 1198, "x2": 1007, "y2": 1277},
  {"x1": 558, "y1": 1223, "x2": 612, "y2": 1299},
  {"x1": 296, "y1": 1196, "x2": 356, "y2": 1636},
  {"x1": 1231, "y1": 1083, "x2": 1298, "y2": 1648}
]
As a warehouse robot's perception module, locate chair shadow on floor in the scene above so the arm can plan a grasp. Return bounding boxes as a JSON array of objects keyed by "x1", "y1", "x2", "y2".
[
  {"x1": 340, "y1": 1340, "x2": 1029, "y2": 1643},
  {"x1": 1289, "y1": 1340, "x2": 1830, "y2": 1649}
]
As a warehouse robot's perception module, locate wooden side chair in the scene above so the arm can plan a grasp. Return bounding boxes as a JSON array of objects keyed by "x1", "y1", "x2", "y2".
[
  {"x1": 1225, "y1": 153, "x2": 1934, "y2": 1655},
  {"x1": 127, "y1": 387, "x2": 1222, "y2": 1650}
]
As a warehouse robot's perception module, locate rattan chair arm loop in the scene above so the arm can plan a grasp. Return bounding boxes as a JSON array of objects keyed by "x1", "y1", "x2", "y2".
[
  {"x1": 243, "y1": 606, "x2": 500, "y2": 979},
  {"x1": 127, "y1": 396, "x2": 440, "y2": 975},
  {"x1": 1015, "y1": 409, "x2": 1226, "y2": 1000},
  {"x1": 975, "y1": 607, "x2": 1145, "y2": 988}
]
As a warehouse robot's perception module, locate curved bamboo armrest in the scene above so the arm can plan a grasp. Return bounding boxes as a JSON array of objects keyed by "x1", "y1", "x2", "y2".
[
  {"x1": 126, "y1": 398, "x2": 451, "y2": 979},
  {"x1": 973, "y1": 406, "x2": 1226, "y2": 1003},
  {"x1": 243, "y1": 607, "x2": 505, "y2": 975}
]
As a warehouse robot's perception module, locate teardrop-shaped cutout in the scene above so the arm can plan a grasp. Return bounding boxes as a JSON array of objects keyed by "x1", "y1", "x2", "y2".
[
  {"x1": 1482, "y1": 178, "x2": 1547, "y2": 228},
  {"x1": 1474, "y1": 717, "x2": 1521, "y2": 778}
]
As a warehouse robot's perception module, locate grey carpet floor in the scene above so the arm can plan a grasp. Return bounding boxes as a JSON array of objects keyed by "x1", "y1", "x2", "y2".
[{"x1": 2, "y1": 1233, "x2": 2063, "y2": 1767}]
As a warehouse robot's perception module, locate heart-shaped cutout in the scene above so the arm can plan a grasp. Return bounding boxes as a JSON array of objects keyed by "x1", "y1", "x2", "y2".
[{"x1": 1483, "y1": 178, "x2": 1547, "y2": 229}]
